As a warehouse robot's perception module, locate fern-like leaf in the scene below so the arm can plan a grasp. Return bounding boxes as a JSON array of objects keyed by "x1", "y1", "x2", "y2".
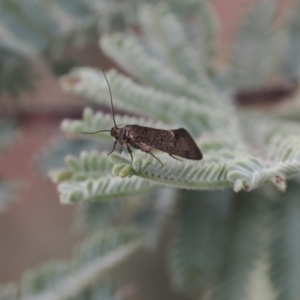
[
  {"x1": 60, "y1": 107, "x2": 170, "y2": 140},
  {"x1": 0, "y1": 44, "x2": 36, "y2": 98},
  {"x1": 16, "y1": 227, "x2": 142, "y2": 300},
  {"x1": 228, "y1": 0, "x2": 286, "y2": 89},
  {"x1": 139, "y1": 4, "x2": 211, "y2": 86},
  {"x1": 233, "y1": 112, "x2": 300, "y2": 190},
  {"x1": 0, "y1": 284, "x2": 18, "y2": 300},
  {"x1": 77, "y1": 199, "x2": 125, "y2": 232},
  {"x1": 51, "y1": 147, "x2": 161, "y2": 204},
  {"x1": 100, "y1": 33, "x2": 220, "y2": 105},
  {"x1": 213, "y1": 189, "x2": 271, "y2": 300},
  {"x1": 60, "y1": 68, "x2": 226, "y2": 135},
  {"x1": 192, "y1": 1, "x2": 218, "y2": 72},
  {"x1": 169, "y1": 189, "x2": 232, "y2": 290},
  {"x1": 57, "y1": 103, "x2": 300, "y2": 192},
  {"x1": 111, "y1": 153, "x2": 231, "y2": 190},
  {"x1": 50, "y1": 151, "x2": 113, "y2": 183},
  {"x1": 57, "y1": 174, "x2": 160, "y2": 204},
  {"x1": 270, "y1": 180, "x2": 300, "y2": 300},
  {"x1": 283, "y1": 0, "x2": 300, "y2": 79}
]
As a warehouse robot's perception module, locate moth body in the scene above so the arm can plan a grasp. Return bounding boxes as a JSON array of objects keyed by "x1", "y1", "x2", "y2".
[{"x1": 110, "y1": 124, "x2": 202, "y2": 164}]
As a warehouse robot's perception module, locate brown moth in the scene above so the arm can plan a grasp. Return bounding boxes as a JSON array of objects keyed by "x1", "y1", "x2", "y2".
[{"x1": 81, "y1": 69, "x2": 203, "y2": 165}]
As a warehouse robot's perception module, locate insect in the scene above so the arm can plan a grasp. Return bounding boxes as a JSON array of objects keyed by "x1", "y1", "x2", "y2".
[{"x1": 81, "y1": 69, "x2": 203, "y2": 165}]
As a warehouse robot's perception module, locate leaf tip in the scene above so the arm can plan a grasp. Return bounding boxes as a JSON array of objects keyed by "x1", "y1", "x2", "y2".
[
  {"x1": 49, "y1": 169, "x2": 73, "y2": 183},
  {"x1": 272, "y1": 174, "x2": 286, "y2": 192},
  {"x1": 61, "y1": 190, "x2": 83, "y2": 204},
  {"x1": 117, "y1": 165, "x2": 135, "y2": 178}
]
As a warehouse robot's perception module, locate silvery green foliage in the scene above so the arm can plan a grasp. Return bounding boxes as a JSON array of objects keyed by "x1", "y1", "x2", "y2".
[
  {"x1": 50, "y1": 2, "x2": 300, "y2": 298},
  {"x1": 228, "y1": 0, "x2": 287, "y2": 89},
  {"x1": 0, "y1": 227, "x2": 141, "y2": 300},
  {"x1": 283, "y1": 0, "x2": 300, "y2": 80},
  {"x1": 169, "y1": 189, "x2": 231, "y2": 291},
  {"x1": 50, "y1": 150, "x2": 161, "y2": 204},
  {"x1": 0, "y1": 0, "x2": 209, "y2": 57},
  {"x1": 213, "y1": 189, "x2": 271, "y2": 300},
  {"x1": 5, "y1": 1, "x2": 300, "y2": 299},
  {"x1": 0, "y1": 0, "x2": 207, "y2": 52},
  {"x1": 58, "y1": 45, "x2": 300, "y2": 194},
  {"x1": 270, "y1": 181, "x2": 300, "y2": 300},
  {"x1": 0, "y1": 0, "x2": 208, "y2": 96},
  {"x1": 138, "y1": 4, "x2": 214, "y2": 85},
  {"x1": 0, "y1": 284, "x2": 18, "y2": 300},
  {"x1": 0, "y1": 44, "x2": 36, "y2": 98}
]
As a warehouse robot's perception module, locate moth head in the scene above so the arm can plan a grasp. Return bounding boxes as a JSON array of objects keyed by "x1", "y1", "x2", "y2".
[{"x1": 111, "y1": 126, "x2": 121, "y2": 139}]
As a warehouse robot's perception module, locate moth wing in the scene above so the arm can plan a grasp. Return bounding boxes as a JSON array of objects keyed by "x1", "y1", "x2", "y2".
[
  {"x1": 169, "y1": 128, "x2": 203, "y2": 160},
  {"x1": 128, "y1": 126, "x2": 202, "y2": 160}
]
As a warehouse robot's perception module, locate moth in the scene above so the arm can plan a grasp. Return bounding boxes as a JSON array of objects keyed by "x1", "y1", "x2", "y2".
[{"x1": 81, "y1": 69, "x2": 203, "y2": 165}]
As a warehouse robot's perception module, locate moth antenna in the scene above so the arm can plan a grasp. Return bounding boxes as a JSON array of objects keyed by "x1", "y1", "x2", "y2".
[
  {"x1": 101, "y1": 68, "x2": 118, "y2": 128},
  {"x1": 81, "y1": 129, "x2": 111, "y2": 134}
]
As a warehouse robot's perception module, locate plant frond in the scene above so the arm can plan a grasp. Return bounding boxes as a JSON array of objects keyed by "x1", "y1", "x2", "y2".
[
  {"x1": 0, "y1": 0, "x2": 49, "y2": 50},
  {"x1": 169, "y1": 189, "x2": 232, "y2": 290},
  {"x1": 138, "y1": 4, "x2": 212, "y2": 86},
  {"x1": 213, "y1": 189, "x2": 271, "y2": 300},
  {"x1": 270, "y1": 180, "x2": 300, "y2": 300},
  {"x1": 60, "y1": 78, "x2": 300, "y2": 193},
  {"x1": 227, "y1": 156, "x2": 276, "y2": 192},
  {"x1": 232, "y1": 112, "x2": 300, "y2": 191},
  {"x1": 37, "y1": 138, "x2": 106, "y2": 177},
  {"x1": 18, "y1": 227, "x2": 141, "y2": 300},
  {"x1": 228, "y1": 0, "x2": 286, "y2": 89},
  {"x1": 21, "y1": 260, "x2": 72, "y2": 296},
  {"x1": 77, "y1": 187, "x2": 177, "y2": 250},
  {"x1": 110, "y1": 153, "x2": 232, "y2": 190},
  {"x1": 283, "y1": 0, "x2": 300, "y2": 79},
  {"x1": 77, "y1": 198, "x2": 126, "y2": 232},
  {"x1": 100, "y1": 33, "x2": 220, "y2": 106},
  {"x1": 50, "y1": 151, "x2": 113, "y2": 183},
  {"x1": 57, "y1": 174, "x2": 160, "y2": 204},
  {"x1": 75, "y1": 226, "x2": 141, "y2": 264},
  {"x1": 0, "y1": 284, "x2": 18, "y2": 300},
  {"x1": 0, "y1": 45, "x2": 36, "y2": 98},
  {"x1": 60, "y1": 68, "x2": 226, "y2": 135},
  {"x1": 76, "y1": 280, "x2": 114, "y2": 300},
  {"x1": 141, "y1": 187, "x2": 177, "y2": 250},
  {"x1": 246, "y1": 254, "x2": 275, "y2": 300},
  {"x1": 193, "y1": 1, "x2": 218, "y2": 72},
  {"x1": 0, "y1": 0, "x2": 104, "y2": 53},
  {"x1": 60, "y1": 107, "x2": 170, "y2": 140}
]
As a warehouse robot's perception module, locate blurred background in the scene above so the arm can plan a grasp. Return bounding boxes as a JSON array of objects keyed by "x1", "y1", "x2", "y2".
[{"x1": 0, "y1": 0, "x2": 293, "y2": 299}]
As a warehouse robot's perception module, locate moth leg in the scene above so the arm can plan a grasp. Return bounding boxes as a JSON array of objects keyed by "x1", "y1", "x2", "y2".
[
  {"x1": 169, "y1": 154, "x2": 183, "y2": 161},
  {"x1": 107, "y1": 140, "x2": 117, "y2": 156},
  {"x1": 119, "y1": 146, "x2": 123, "y2": 154},
  {"x1": 149, "y1": 152, "x2": 163, "y2": 166},
  {"x1": 126, "y1": 145, "x2": 134, "y2": 163},
  {"x1": 130, "y1": 140, "x2": 163, "y2": 165}
]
